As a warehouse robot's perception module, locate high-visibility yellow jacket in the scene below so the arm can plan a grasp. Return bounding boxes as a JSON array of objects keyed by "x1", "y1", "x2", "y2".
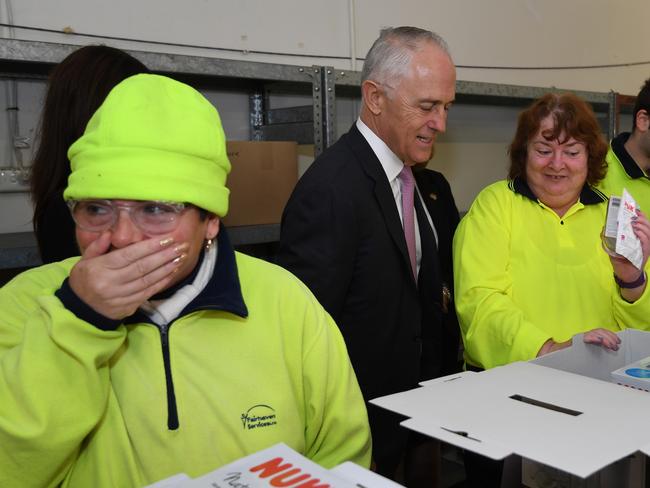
[
  {"x1": 598, "y1": 132, "x2": 650, "y2": 212},
  {"x1": 453, "y1": 179, "x2": 650, "y2": 369},
  {"x1": 0, "y1": 232, "x2": 371, "y2": 487}
]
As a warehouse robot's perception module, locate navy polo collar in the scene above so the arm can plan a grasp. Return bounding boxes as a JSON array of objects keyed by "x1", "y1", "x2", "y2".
[
  {"x1": 509, "y1": 176, "x2": 606, "y2": 206},
  {"x1": 611, "y1": 132, "x2": 647, "y2": 179}
]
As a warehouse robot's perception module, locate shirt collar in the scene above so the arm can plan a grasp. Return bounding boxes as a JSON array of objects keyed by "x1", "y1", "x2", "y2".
[
  {"x1": 184, "y1": 226, "x2": 248, "y2": 318},
  {"x1": 611, "y1": 132, "x2": 647, "y2": 179},
  {"x1": 509, "y1": 176, "x2": 606, "y2": 206},
  {"x1": 356, "y1": 118, "x2": 405, "y2": 181}
]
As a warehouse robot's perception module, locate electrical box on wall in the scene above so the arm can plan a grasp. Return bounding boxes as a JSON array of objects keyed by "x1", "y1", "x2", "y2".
[{"x1": 0, "y1": 168, "x2": 30, "y2": 193}]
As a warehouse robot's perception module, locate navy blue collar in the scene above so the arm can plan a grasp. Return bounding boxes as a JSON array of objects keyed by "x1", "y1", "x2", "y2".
[
  {"x1": 509, "y1": 176, "x2": 606, "y2": 205},
  {"x1": 125, "y1": 226, "x2": 248, "y2": 326},
  {"x1": 611, "y1": 132, "x2": 647, "y2": 179}
]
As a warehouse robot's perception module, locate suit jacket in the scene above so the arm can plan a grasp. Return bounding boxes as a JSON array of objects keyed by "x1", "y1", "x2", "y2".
[{"x1": 277, "y1": 124, "x2": 460, "y2": 461}]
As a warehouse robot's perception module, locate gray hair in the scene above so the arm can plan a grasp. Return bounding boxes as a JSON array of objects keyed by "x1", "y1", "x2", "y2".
[{"x1": 361, "y1": 26, "x2": 451, "y2": 89}]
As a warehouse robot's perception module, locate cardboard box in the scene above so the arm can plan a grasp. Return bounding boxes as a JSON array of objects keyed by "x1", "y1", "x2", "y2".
[
  {"x1": 612, "y1": 356, "x2": 650, "y2": 392},
  {"x1": 297, "y1": 144, "x2": 315, "y2": 177},
  {"x1": 533, "y1": 329, "x2": 650, "y2": 384},
  {"x1": 534, "y1": 329, "x2": 650, "y2": 393},
  {"x1": 370, "y1": 330, "x2": 650, "y2": 481},
  {"x1": 223, "y1": 141, "x2": 298, "y2": 227}
]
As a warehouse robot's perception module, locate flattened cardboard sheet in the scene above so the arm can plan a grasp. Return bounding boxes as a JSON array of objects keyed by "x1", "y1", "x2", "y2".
[{"x1": 371, "y1": 359, "x2": 650, "y2": 478}]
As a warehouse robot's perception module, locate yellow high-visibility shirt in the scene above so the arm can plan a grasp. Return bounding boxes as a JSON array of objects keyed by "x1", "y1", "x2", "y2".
[
  {"x1": 0, "y1": 249, "x2": 371, "y2": 487},
  {"x1": 598, "y1": 132, "x2": 650, "y2": 213},
  {"x1": 453, "y1": 178, "x2": 650, "y2": 370}
]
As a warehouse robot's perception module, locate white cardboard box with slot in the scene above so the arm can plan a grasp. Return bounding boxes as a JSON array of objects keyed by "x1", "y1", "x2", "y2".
[{"x1": 370, "y1": 329, "x2": 650, "y2": 482}]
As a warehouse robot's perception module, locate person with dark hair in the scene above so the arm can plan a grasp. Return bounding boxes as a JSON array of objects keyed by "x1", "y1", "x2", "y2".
[
  {"x1": 453, "y1": 92, "x2": 650, "y2": 487},
  {"x1": 599, "y1": 77, "x2": 650, "y2": 211},
  {"x1": 30, "y1": 44, "x2": 148, "y2": 264},
  {"x1": 1, "y1": 74, "x2": 370, "y2": 487},
  {"x1": 278, "y1": 26, "x2": 460, "y2": 486}
]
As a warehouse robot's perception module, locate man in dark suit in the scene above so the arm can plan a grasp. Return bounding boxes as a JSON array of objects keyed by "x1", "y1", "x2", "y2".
[{"x1": 277, "y1": 26, "x2": 460, "y2": 486}]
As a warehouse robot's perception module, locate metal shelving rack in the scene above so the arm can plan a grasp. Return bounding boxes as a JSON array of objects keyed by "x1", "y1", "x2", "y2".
[
  {"x1": 0, "y1": 38, "x2": 330, "y2": 148},
  {"x1": 0, "y1": 38, "x2": 334, "y2": 267},
  {"x1": 331, "y1": 67, "x2": 617, "y2": 139},
  {"x1": 0, "y1": 38, "x2": 623, "y2": 271}
]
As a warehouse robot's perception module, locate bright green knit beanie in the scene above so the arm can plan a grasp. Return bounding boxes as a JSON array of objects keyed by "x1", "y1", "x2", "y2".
[{"x1": 65, "y1": 74, "x2": 231, "y2": 217}]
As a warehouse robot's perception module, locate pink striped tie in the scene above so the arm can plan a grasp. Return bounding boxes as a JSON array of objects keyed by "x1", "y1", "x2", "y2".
[{"x1": 398, "y1": 165, "x2": 417, "y2": 280}]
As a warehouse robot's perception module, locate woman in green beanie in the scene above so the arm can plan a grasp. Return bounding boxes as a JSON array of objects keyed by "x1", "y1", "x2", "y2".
[{"x1": 0, "y1": 74, "x2": 371, "y2": 487}]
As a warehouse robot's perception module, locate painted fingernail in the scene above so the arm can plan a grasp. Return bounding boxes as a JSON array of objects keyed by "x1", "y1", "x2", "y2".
[
  {"x1": 172, "y1": 253, "x2": 187, "y2": 264},
  {"x1": 160, "y1": 237, "x2": 174, "y2": 247},
  {"x1": 173, "y1": 243, "x2": 190, "y2": 254}
]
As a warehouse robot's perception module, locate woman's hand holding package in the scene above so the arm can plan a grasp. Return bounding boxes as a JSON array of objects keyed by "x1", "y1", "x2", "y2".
[
  {"x1": 609, "y1": 210, "x2": 650, "y2": 302},
  {"x1": 69, "y1": 233, "x2": 188, "y2": 320}
]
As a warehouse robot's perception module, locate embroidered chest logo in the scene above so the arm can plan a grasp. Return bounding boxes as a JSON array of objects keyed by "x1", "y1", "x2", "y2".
[{"x1": 241, "y1": 404, "x2": 278, "y2": 430}]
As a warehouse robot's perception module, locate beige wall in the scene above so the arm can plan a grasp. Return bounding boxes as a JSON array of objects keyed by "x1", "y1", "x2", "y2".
[
  {"x1": 10, "y1": 0, "x2": 649, "y2": 93},
  {"x1": 2, "y1": 0, "x2": 649, "y2": 231}
]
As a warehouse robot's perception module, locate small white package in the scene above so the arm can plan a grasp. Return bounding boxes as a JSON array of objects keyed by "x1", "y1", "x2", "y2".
[
  {"x1": 603, "y1": 188, "x2": 642, "y2": 269},
  {"x1": 603, "y1": 196, "x2": 620, "y2": 252}
]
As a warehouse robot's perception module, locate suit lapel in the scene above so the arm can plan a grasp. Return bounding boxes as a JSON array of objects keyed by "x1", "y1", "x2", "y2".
[{"x1": 345, "y1": 125, "x2": 413, "y2": 279}]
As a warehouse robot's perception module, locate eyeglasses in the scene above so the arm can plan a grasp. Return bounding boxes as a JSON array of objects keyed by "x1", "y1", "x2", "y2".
[{"x1": 67, "y1": 199, "x2": 190, "y2": 235}]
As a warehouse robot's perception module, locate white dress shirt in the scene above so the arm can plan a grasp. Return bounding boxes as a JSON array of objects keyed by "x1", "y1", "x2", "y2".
[{"x1": 356, "y1": 118, "x2": 438, "y2": 276}]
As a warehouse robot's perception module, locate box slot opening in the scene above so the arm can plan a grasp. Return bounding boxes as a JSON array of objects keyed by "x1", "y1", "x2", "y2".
[
  {"x1": 440, "y1": 427, "x2": 482, "y2": 442},
  {"x1": 509, "y1": 394, "x2": 582, "y2": 416}
]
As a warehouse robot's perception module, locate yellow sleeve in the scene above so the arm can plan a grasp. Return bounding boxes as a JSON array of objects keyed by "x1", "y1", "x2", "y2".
[
  {"x1": 613, "y1": 276, "x2": 650, "y2": 331},
  {"x1": 453, "y1": 183, "x2": 550, "y2": 369},
  {"x1": 301, "y1": 290, "x2": 372, "y2": 469},
  {"x1": 0, "y1": 267, "x2": 126, "y2": 487}
]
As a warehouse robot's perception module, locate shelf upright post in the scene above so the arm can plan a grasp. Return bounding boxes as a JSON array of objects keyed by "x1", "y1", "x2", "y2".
[
  {"x1": 311, "y1": 66, "x2": 324, "y2": 156},
  {"x1": 608, "y1": 90, "x2": 617, "y2": 139},
  {"x1": 249, "y1": 91, "x2": 265, "y2": 141},
  {"x1": 321, "y1": 66, "x2": 336, "y2": 151},
  {"x1": 311, "y1": 65, "x2": 337, "y2": 157}
]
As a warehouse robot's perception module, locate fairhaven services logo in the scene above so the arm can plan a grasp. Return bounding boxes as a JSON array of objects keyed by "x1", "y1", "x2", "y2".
[{"x1": 241, "y1": 404, "x2": 278, "y2": 430}]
